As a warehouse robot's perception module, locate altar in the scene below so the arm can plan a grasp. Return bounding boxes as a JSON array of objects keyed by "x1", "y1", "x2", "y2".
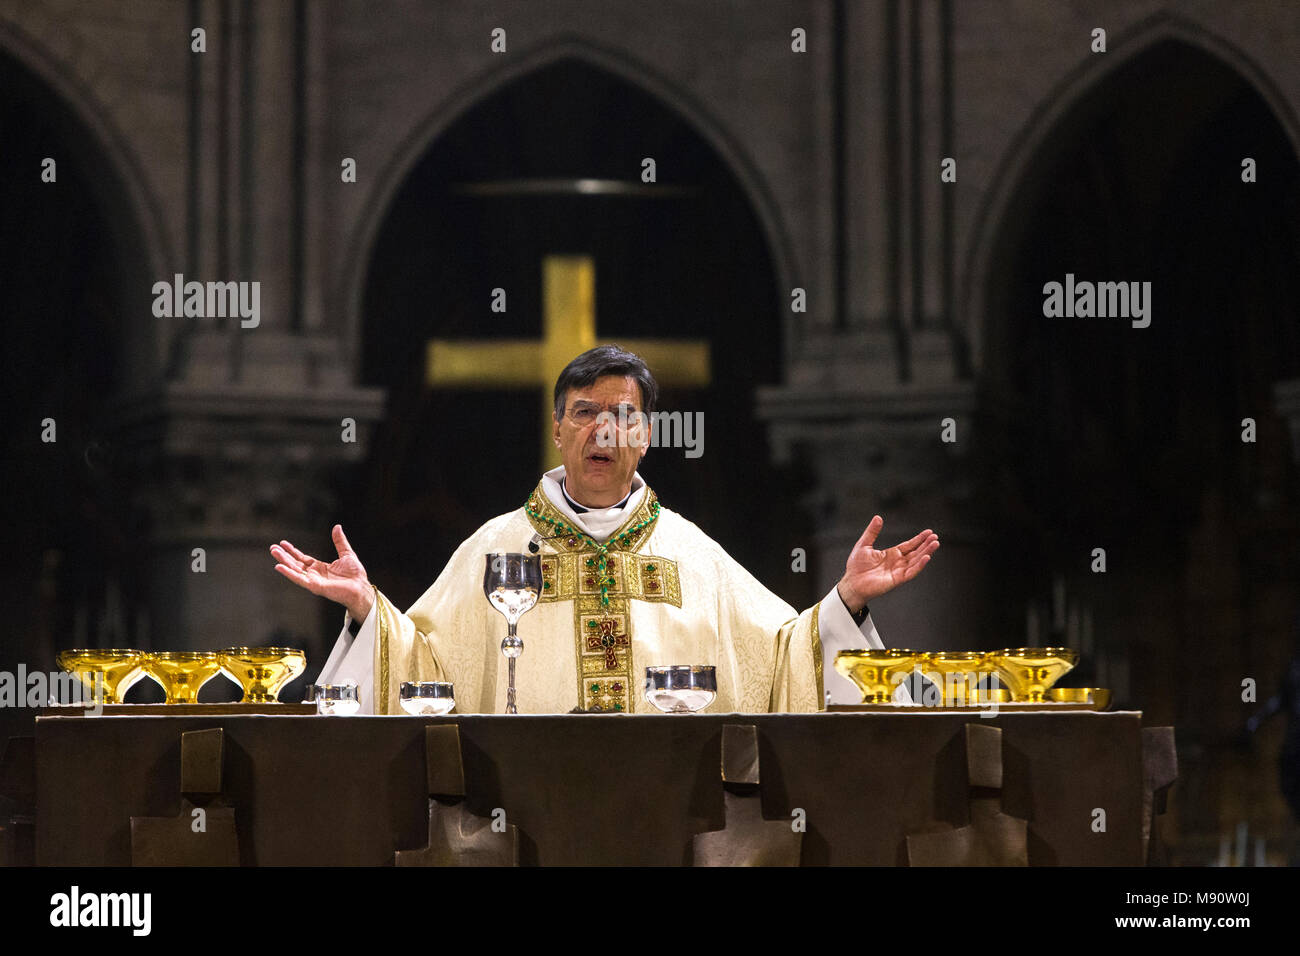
[{"x1": 14, "y1": 709, "x2": 1175, "y2": 866}]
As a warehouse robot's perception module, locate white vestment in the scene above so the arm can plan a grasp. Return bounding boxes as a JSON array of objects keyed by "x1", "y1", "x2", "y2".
[{"x1": 318, "y1": 467, "x2": 899, "y2": 713}]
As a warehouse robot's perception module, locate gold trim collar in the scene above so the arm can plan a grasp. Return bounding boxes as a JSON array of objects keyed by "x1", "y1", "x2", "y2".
[{"x1": 525, "y1": 481, "x2": 661, "y2": 555}]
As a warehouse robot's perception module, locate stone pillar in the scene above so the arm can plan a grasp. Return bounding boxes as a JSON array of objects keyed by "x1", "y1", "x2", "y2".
[
  {"x1": 758, "y1": 350, "x2": 985, "y2": 653},
  {"x1": 104, "y1": 1, "x2": 388, "y2": 670},
  {"x1": 762, "y1": 4, "x2": 978, "y2": 654},
  {"x1": 110, "y1": 331, "x2": 385, "y2": 664}
]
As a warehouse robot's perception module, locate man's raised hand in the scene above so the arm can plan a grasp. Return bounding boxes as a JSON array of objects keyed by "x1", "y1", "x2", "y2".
[
  {"x1": 835, "y1": 515, "x2": 939, "y2": 614},
  {"x1": 270, "y1": 525, "x2": 374, "y2": 622}
]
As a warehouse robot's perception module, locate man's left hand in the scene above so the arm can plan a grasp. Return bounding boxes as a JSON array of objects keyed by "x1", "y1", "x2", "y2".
[{"x1": 836, "y1": 516, "x2": 939, "y2": 614}]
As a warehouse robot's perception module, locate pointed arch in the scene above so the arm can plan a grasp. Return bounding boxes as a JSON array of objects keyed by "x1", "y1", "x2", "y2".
[
  {"x1": 339, "y1": 34, "x2": 796, "y2": 356},
  {"x1": 0, "y1": 13, "x2": 175, "y2": 381},
  {"x1": 960, "y1": 12, "x2": 1300, "y2": 372}
]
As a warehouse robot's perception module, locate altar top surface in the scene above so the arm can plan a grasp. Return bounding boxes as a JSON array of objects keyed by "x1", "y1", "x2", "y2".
[{"x1": 37, "y1": 707, "x2": 1141, "y2": 720}]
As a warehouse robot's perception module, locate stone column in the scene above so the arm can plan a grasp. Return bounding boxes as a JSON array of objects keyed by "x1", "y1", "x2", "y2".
[
  {"x1": 110, "y1": 350, "x2": 385, "y2": 663},
  {"x1": 104, "y1": 1, "x2": 389, "y2": 670},
  {"x1": 758, "y1": 345, "x2": 985, "y2": 652},
  {"x1": 760, "y1": 4, "x2": 981, "y2": 653}
]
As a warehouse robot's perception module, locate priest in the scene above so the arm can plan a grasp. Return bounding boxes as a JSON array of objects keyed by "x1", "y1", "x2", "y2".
[{"x1": 270, "y1": 346, "x2": 939, "y2": 714}]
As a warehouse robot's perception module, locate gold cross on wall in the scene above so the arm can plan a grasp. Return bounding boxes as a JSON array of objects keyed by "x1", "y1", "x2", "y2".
[{"x1": 426, "y1": 255, "x2": 711, "y2": 469}]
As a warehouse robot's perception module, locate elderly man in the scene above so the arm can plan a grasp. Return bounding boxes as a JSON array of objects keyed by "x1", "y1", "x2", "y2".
[{"x1": 271, "y1": 346, "x2": 938, "y2": 714}]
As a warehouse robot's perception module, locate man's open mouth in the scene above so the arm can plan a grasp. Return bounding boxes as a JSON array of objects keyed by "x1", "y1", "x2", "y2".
[{"x1": 587, "y1": 452, "x2": 614, "y2": 464}]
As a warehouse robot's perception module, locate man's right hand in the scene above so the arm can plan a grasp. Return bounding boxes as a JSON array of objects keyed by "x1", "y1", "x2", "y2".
[{"x1": 270, "y1": 524, "x2": 374, "y2": 622}]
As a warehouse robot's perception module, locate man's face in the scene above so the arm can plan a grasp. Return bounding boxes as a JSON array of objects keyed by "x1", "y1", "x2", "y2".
[{"x1": 552, "y1": 375, "x2": 649, "y2": 508}]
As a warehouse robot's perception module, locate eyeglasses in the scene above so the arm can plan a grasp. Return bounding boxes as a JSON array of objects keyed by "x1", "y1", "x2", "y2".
[{"x1": 564, "y1": 401, "x2": 647, "y2": 431}]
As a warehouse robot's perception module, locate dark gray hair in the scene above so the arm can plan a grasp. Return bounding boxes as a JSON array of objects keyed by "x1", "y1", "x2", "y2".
[{"x1": 553, "y1": 345, "x2": 659, "y2": 420}]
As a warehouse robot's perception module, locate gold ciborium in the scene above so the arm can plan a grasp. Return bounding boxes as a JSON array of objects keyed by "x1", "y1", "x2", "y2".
[
  {"x1": 55, "y1": 649, "x2": 147, "y2": 704},
  {"x1": 1048, "y1": 686, "x2": 1111, "y2": 710},
  {"x1": 834, "y1": 649, "x2": 924, "y2": 704},
  {"x1": 219, "y1": 646, "x2": 306, "y2": 704},
  {"x1": 143, "y1": 651, "x2": 224, "y2": 704},
  {"x1": 990, "y1": 647, "x2": 1078, "y2": 702},
  {"x1": 927, "y1": 651, "x2": 995, "y2": 706}
]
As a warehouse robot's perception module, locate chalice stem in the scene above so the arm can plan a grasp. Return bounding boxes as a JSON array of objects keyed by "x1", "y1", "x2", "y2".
[{"x1": 504, "y1": 621, "x2": 522, "y2": 714}]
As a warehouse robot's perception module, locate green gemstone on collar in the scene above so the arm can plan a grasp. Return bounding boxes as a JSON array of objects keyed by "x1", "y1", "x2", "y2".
[{"x1": 528, "y1": 492, "x2": 660, "y2": 559}]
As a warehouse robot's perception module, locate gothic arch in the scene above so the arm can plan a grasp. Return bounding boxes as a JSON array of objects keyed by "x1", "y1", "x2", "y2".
[
  {"x1": 960, "y1": 12, "x2": 1300, "y2": 373},
  {"x1": 0, "y1": 12, "x2": 174, "y2": 382},
  {"x1": 339, "y1": 34, "x2": 797, "y2": 359}
]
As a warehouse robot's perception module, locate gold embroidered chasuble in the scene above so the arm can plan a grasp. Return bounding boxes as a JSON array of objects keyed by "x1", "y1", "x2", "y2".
[{"x1": 366, "y1": 479, "x2": 824, "y2": 715}]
